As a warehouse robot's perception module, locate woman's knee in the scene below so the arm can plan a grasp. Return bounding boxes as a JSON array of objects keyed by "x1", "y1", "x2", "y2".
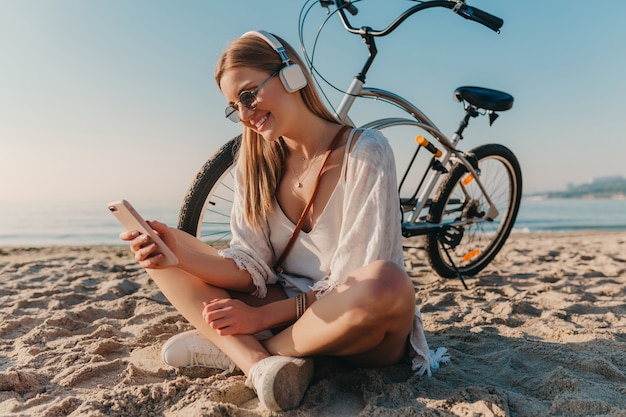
[
  {"x1": 349, "y1": 260, "x2": 415, "y2": 317},
  {"x1": 362, "y1": 260, "x2": 413, "y2": 296}
]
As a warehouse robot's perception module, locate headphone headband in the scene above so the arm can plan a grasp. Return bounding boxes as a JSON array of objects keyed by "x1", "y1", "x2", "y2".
[
  {"x1": 239, "y1": 30, "x2": 307, "y2": 93},
  {"x1": 241, "y1": 30, "x2": 291, "y2": 66}
]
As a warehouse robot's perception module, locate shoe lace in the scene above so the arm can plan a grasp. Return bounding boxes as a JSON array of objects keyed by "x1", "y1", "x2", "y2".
[{"x1": 190, "y1": 348, "x2": 236, "y2": 372}]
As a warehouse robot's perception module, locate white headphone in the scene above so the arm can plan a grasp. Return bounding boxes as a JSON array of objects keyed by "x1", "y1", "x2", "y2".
[{"x1": 240, "y1": 30, "x2": 308, "y2": 93}]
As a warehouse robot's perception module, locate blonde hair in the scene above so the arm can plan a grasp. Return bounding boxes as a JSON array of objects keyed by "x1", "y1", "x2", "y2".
[{"x1": 215, "y1": 33, "x2": 339, "y2": 230}]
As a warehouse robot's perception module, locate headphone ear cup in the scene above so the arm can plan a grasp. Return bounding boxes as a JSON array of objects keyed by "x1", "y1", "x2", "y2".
[
  {"x1": 279, "y1": 64, "x2": 307, "y2": 93},
  {"x1": 240, "y1": 30, "x2": 308, "y2": 93}
]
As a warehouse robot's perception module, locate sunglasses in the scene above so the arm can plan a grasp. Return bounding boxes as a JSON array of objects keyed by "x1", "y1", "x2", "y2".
[{"x1": 225, "y1": 71, "x2": 279, "y2": 123}]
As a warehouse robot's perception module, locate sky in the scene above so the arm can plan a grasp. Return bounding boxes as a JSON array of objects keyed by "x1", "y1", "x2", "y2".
[{"x1": 2, "y1": 0, "x2": 626, "y2": 208}]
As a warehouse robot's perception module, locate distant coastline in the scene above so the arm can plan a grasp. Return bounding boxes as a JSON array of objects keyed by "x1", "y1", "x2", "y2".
[{"x1": 529, "y1": 175, "x2": 626, "y2": 200}]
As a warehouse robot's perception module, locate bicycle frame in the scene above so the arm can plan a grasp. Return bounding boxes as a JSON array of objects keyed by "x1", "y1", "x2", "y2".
[{"x1": 334, "y1": 58, "x2": 500, "y2": 236}]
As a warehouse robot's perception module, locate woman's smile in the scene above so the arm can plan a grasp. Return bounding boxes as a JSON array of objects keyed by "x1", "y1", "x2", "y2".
[{"x1": 253, "y1": 113, "x2": 270, "y2": 131}]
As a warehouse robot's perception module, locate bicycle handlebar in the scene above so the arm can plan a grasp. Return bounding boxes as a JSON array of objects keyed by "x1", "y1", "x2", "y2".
[{"x1": 320, "y1": 0, "x2": 503, "y2": 35}]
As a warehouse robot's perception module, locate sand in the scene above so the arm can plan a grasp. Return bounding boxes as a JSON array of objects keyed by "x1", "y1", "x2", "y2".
[{"x1": 1, "y1": 231, "x2": 626, "y2": 416}]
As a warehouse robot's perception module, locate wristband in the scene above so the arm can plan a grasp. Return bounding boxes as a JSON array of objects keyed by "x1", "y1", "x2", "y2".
[{"x1": 295, "y1": 293, "x2": 307, "y2": 319}]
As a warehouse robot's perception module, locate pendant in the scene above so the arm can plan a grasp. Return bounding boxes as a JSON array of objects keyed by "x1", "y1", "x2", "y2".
[{"x1": 295, "y1": 181, "x2": 303, "y2": 189}]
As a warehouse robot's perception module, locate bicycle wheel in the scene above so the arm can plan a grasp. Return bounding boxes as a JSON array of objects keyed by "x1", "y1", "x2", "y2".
[
  {"x1": 425, "y1": 143, "x2": 522, "y2": 278},
  {"x1": 177, "y1": 135, "x2": 240, "y2": 246}
]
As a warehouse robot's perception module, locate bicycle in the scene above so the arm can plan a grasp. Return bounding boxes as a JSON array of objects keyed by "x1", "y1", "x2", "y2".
[{"x1": 177, "y1": 0, "x2": 523, "y2": 287}]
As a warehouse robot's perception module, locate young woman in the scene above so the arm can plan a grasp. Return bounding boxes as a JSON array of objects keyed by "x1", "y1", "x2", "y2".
[{"x1": 120, "y1": 30, "x2": 439, "y2": 412}]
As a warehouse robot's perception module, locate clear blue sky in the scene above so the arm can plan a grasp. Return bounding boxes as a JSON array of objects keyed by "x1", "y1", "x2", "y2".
[{"x1": 2, "y1": 0, "x2": 625, "y2": 206}]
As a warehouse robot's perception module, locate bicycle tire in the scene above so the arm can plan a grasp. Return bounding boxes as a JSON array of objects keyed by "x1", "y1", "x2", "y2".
[
  {"x1": 424, "y1": 143, "x2": 522, "y2": 278},
  {"x1": 177, "y1": 135, "x2": 240, "y2": 246}
]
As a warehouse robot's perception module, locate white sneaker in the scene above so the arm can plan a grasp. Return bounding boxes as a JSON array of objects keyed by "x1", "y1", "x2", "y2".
[
  {"x1": 245, "y1": 356, "x2": 314, "y2": 411},
  {"x1": 161, "y1": 330, "x2": 237, "y2": 372}
]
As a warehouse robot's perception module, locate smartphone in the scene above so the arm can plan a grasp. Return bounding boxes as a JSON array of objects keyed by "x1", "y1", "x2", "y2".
[{"x1": 107, "y1": 199, "x2": 179, "y2": 267}]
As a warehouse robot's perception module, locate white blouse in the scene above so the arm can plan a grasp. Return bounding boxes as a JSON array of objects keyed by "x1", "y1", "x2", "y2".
[{"x1": 220, "y1": 128, "x2": 438, "y2": 375}]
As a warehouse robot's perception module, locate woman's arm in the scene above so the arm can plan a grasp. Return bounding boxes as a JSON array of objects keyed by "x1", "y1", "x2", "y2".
[
  {"x1": 123, "y1": 163, "x2": 279, "y2": 297},
  {"x1": 122, "y1": 221, "x2": 257, "y2": 292},
  {"x1": 174, "y1": 230, "x2": 258, "y2": 293},
  {"x1": 202, "y1": 291, "x2": 317, "y2": 335}
]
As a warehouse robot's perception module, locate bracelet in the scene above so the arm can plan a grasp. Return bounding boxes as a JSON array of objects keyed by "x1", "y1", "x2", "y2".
[{"x1": 295, "y1": 293, "x2": 307, "y2": 320}]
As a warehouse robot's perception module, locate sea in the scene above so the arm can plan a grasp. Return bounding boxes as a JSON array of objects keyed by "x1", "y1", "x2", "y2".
[{"x1": 1, "y1": 197, "x2": 626, "y2": 247}]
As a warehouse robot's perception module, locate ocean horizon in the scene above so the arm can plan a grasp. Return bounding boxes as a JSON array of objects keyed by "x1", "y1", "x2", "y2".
[{"x1": 1, "y1": 197, "x2": 626, "y2": 247}]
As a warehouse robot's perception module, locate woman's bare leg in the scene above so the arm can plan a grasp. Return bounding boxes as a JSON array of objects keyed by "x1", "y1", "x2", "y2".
[
  {"x1": 142, "y1": 231, "x2": 413, "y2": 370},
  {"x1": 264, "y1": 260, "x2": 416, "y2": 367},
  {"x1": 144, "y1": 229, "x2": 285, "y2": 375},
  {"x1": 147, "y1": 266, "x2": 266, "y2": 374}
]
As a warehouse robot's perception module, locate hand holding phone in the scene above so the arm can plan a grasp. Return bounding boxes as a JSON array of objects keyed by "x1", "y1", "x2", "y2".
[{"x1": 107, "y1": 200, "x2": 179, "y2": 267}]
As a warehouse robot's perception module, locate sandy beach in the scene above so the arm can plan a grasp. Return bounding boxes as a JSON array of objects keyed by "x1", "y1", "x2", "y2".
[{"x1": 1, "y1": 231, "x2": 626, "y2": 416}]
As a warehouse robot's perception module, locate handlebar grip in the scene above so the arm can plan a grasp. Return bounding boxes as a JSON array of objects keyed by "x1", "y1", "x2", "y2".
[
  {"x1": 457, "y1": 5, "x2": 503, "y2": 33},
  {"x1": 471, "y1": 7, "x2": 503, "y2": 31}
]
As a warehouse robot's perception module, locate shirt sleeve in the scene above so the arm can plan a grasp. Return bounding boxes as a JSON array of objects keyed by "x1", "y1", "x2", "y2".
[
  {"x1": 218, "y1": 164, "x2": 277, "y2": 298},
  {"x1": 311, "y1": 129, "x2": 405, "y2": 296}
]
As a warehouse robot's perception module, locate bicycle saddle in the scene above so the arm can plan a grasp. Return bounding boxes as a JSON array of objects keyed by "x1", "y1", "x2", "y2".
[{"x1": 454, "y1": 86, "x2": 513, "y2": 112}]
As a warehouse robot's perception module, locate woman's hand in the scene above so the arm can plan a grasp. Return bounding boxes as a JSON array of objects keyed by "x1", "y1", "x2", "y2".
[
  {"x1": 119, "y1": 220, "x2": 178, "y2": 269},
  {"x1": 202, "y1": 298, "x2": 265, "y2": 336}
]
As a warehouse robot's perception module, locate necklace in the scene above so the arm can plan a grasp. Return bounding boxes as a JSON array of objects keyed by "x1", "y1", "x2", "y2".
[{"x1": 289, "y1": 140, "x2": 324, "y2": 189}]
